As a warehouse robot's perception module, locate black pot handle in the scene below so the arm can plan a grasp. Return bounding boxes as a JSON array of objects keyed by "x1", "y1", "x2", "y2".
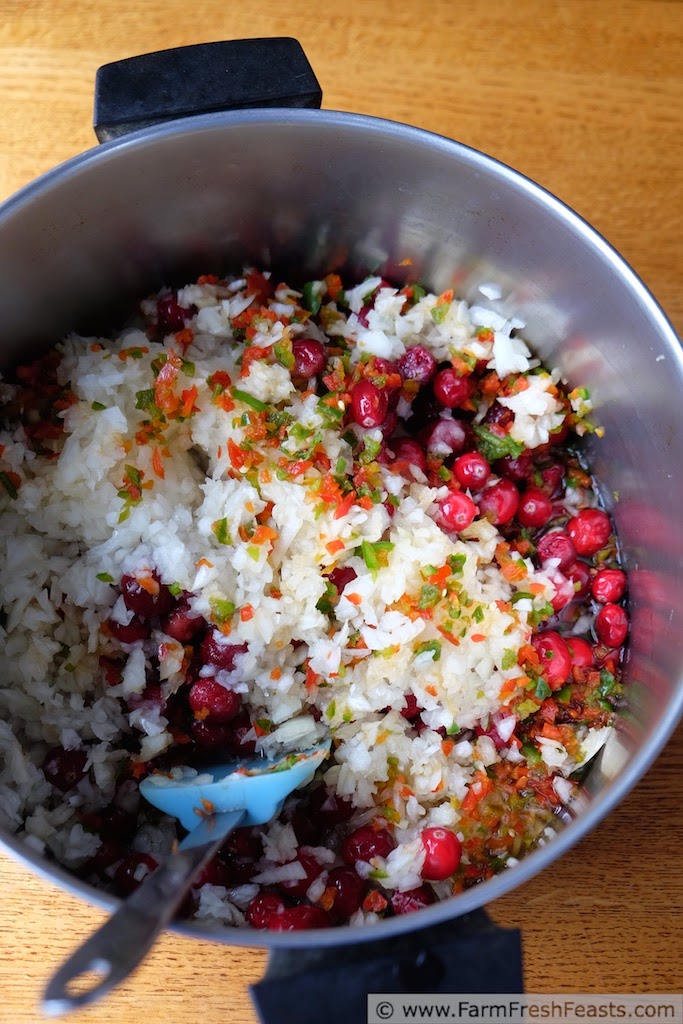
[
  {"x1": 93, "y1": 38, "x2": 322, "y2": 142},
  {"x1": 251, "y1": 909, "x2": 523, "y2": 1024}
]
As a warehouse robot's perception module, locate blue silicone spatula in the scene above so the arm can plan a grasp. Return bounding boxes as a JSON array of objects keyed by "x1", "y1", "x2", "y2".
[{"x1": 43, "y1": 740, "x2": 331, "y2": 1016}]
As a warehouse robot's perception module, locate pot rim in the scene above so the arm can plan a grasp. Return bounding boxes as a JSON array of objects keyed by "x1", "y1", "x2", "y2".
[{"x1": 1, "y1": 107, "x2": 682, "y2": 947}]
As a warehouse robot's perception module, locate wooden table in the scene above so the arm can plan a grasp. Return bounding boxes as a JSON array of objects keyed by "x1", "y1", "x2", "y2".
[{"x1": 1, "y1": 2, "x2": 682, "y2": 1021}]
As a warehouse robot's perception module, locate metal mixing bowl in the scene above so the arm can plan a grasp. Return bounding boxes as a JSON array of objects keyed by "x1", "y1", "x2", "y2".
[{"x1": 1, "y1": 57, "x2": 682, "y2": 1007}]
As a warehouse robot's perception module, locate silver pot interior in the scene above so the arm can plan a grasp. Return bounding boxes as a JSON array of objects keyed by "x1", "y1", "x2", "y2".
[{"x1": 1, "y1": 110, "x2": 682, "y2": 946}]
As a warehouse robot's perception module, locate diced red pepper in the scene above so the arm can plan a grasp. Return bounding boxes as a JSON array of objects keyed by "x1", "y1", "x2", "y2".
[
  {"x1": 334, "y1": 490, "x2": 357, "y2": 519},
  {"x1": 324, "y1": 274, "x2": 343, "y2": 302},
  {"x1": 240, "y1": 345, "x2": 271, "y2": 377},
  {"x1": 180, "y1": 386, "x2": 199, "y2": 418},
  {"x1": 228, "y1": 439, "x2": 246, "y2": 469},
  {"x1": 245, "y1": 269, "x2": 274, "y2": 305},
  {"x1": 362, "y1": 890, "x2": 388, "y2": 913},
  {"x1": 320, "y1": 474, "x2": 344, "y2": 504},
  {"x1": 460, "y1": 772, "x2": 494, "y2": 814},
  {"x1": 429, "y1": 564, "x2": 451, "y2": 587}
]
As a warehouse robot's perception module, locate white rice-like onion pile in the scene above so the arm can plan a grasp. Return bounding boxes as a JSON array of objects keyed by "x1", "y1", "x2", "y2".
[{"x1": 0, "y1": 271, "x2": 607, "y2": 922}]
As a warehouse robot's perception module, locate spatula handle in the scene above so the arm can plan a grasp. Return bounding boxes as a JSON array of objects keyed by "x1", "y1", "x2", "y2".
[{"x1": 42, "y1": 809, "x2": 245, "y2": 1016}]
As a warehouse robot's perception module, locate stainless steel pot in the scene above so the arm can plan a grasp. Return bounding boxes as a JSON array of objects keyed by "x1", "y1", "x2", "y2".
[{"x1": 1, "y1": 38, "x2": 682, "y2": 1022}]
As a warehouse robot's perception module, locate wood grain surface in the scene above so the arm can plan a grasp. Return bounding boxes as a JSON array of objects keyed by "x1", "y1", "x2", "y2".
[{"x1": 0, "y1": 2, "x2": 682, "y2": 1021}]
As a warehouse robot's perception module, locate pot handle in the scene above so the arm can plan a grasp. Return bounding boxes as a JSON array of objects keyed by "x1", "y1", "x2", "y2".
[
  {"x1": 93, "y1": 38, "x2": 322, "y2": 142},
  {"x1": 251, "y1": 909, "x2": 523, "y2": 1024}
]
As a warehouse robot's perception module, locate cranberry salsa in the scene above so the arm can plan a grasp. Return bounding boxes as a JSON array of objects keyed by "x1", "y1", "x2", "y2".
[{"x1": 0, "y1": 269, "x2": 629, "y2": 931}]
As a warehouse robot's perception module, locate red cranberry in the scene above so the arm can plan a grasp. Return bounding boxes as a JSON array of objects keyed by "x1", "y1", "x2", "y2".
[
  {"x1": 474, "y1": 720, "x2": 509, "y2": 753},
  {"x1": 595, "y1": 604, "x2": 629, "y2": 648},
  {"x1": 363, "y1": 279, "x2": 392, "y2": 300},
  {"x1": 223, "y1": 827, "x2": 264, "y2": 861},
  {"x1": 200, "y1": 631, "x2": 248, "y2": 671},
  {"x1": 126, "y1": 683, "x2": 166, "y2": 713},
  {"x1": 483, "y1": 401, "x2": 514, "y2": 432},
  {"x1": 267, "y1": 905, "x2": 331, "y2": 931},
  {"x1": 107, "y1": 615, "x2": 151, "y2": 643},
  {"x1": 540, "y1": 462, "x2": 565, "y2": 495},
  {"x1": 157, "y1": 293, "x2": 191, "y2": 334},
  {"x1": 399, "y1": 692, "x2": 422, "y2": 721},
  {"x1": 546, "y1": 568, "x2": 575, "y2": 612},
  {"x1": 548, "y1": 421, "x2": 570, "y2": 446},
  {"x1": 421, "y1": 827, "x2": 462, "y2": 880},
  {"x1": 422, "y1": 416, "x2": 471, "y2": 456},
  {"x1": 516, "y1": 487, "x2": 553, "y2": 529},
  {"x1": 567, "y1": 509, "x2": 612, "y2": 557},
  {"x1": 292, "y1": 338, "x2": 326, "y2": 377},
  {"x1": 308, "y1": 786, "x2": 354, "y2": 825},
  {"x1": 121, "y1": 573, "x2": 176, "y2": 619},
  {"x1": 433, "y1": 368, "x2": 473, "y2": 409},
  {"x1": 163, "y1": 691, "x2": 187, "y2": 729},
  {"x1": 495, "y1": 451, "x2": 534, "y2": 482},
  {"x1": 161, "y1": 598, "x2": 204, "y2": 642},
  {"x1": 86, "y1": 836, "x2": 126, "y2": 876},
  {"x1": 327, "y1": 866, "x2": 365, "y2": 920},
  {"x1": 191, "y1": 719, "x2": 234, "y2": 750},
  {"x1": 453, "y1": 452, "x2": 491, "y2": 491},
  {"x1": 566, "y1": 560, "x2": 591, "y2": 600},
  {"x1": 194, "y1": 856, "x2": 234, "y2": 889},
  {"x1": 327, "y1": 565, "x2": 357, "y2": 595},
  {"x1": 246, "y1": 892, "x2": 287, "y2": 929},
  {"x1": 591, "y1": 568, "x2": 627, "y2": 604},
  {"x1": 532, "y1": 631, "x2": 572, "y2": 689},
  {"x1": 43, "y1": 747, "x2": 88, "y2": 792},
  {"x1": 350, "y1": 380, "x2": 389, "y2": 428},
  {"x1": 378, "y1": 409, "x2": 398, "y2": 439},
  {"x1": 405, "y1": 386, "x2": 441, "y2": 435},
  {"x1": 536, "y1": 531, "x2": 577, "y2": 571},
  {"x1": 280, "y1": 851, "x2": 324, "y2": 898},
  {"x1": 224, "y1": 710, "x2": 257, "y2": 756},
  {"x1": 287, "y1": 807, "x2": 322, "y2": 847},
  {"x1": 391, "y1": 437, "x2": 428, "y2": 474},
  {"x1": 376, "y1": 442, "x2": 394, "y2": 467},
  {"x1": 436, "y1": 490, "x2": 477, "y2": 532},
  {"x1": 114, "y1": 852, "x2": 158, "y2": 896},
  {"x1": 357, "y1": 304, "x2": 372, "y2": 328},
  {"x1": 354, "y1": 284, "x2": 392, "y2": 326},
  {"x1": 397, "y1": 345, "x2": 438, "y2": 384},
  {"x1": 565, "y1": 636, "x2": 594, "y2": 669},
  {"x1": 74, "y1": 809, "x2": 108, "y2": 836},
  {"x1": 341, "y1": 825, "x2": 396, "y2": 865},
  {"x1": 220, "y1": 853, "x2": 259, "y2": 885},
  {"x1": 189, "y1": 677, "x2": 241, "y2": 723},
  {"x1": 391, "y1": 886, "x2": 435, "y2": 915},
  {"x1": 478, "y1": 479, "x2": 519, "y2": 525}
]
